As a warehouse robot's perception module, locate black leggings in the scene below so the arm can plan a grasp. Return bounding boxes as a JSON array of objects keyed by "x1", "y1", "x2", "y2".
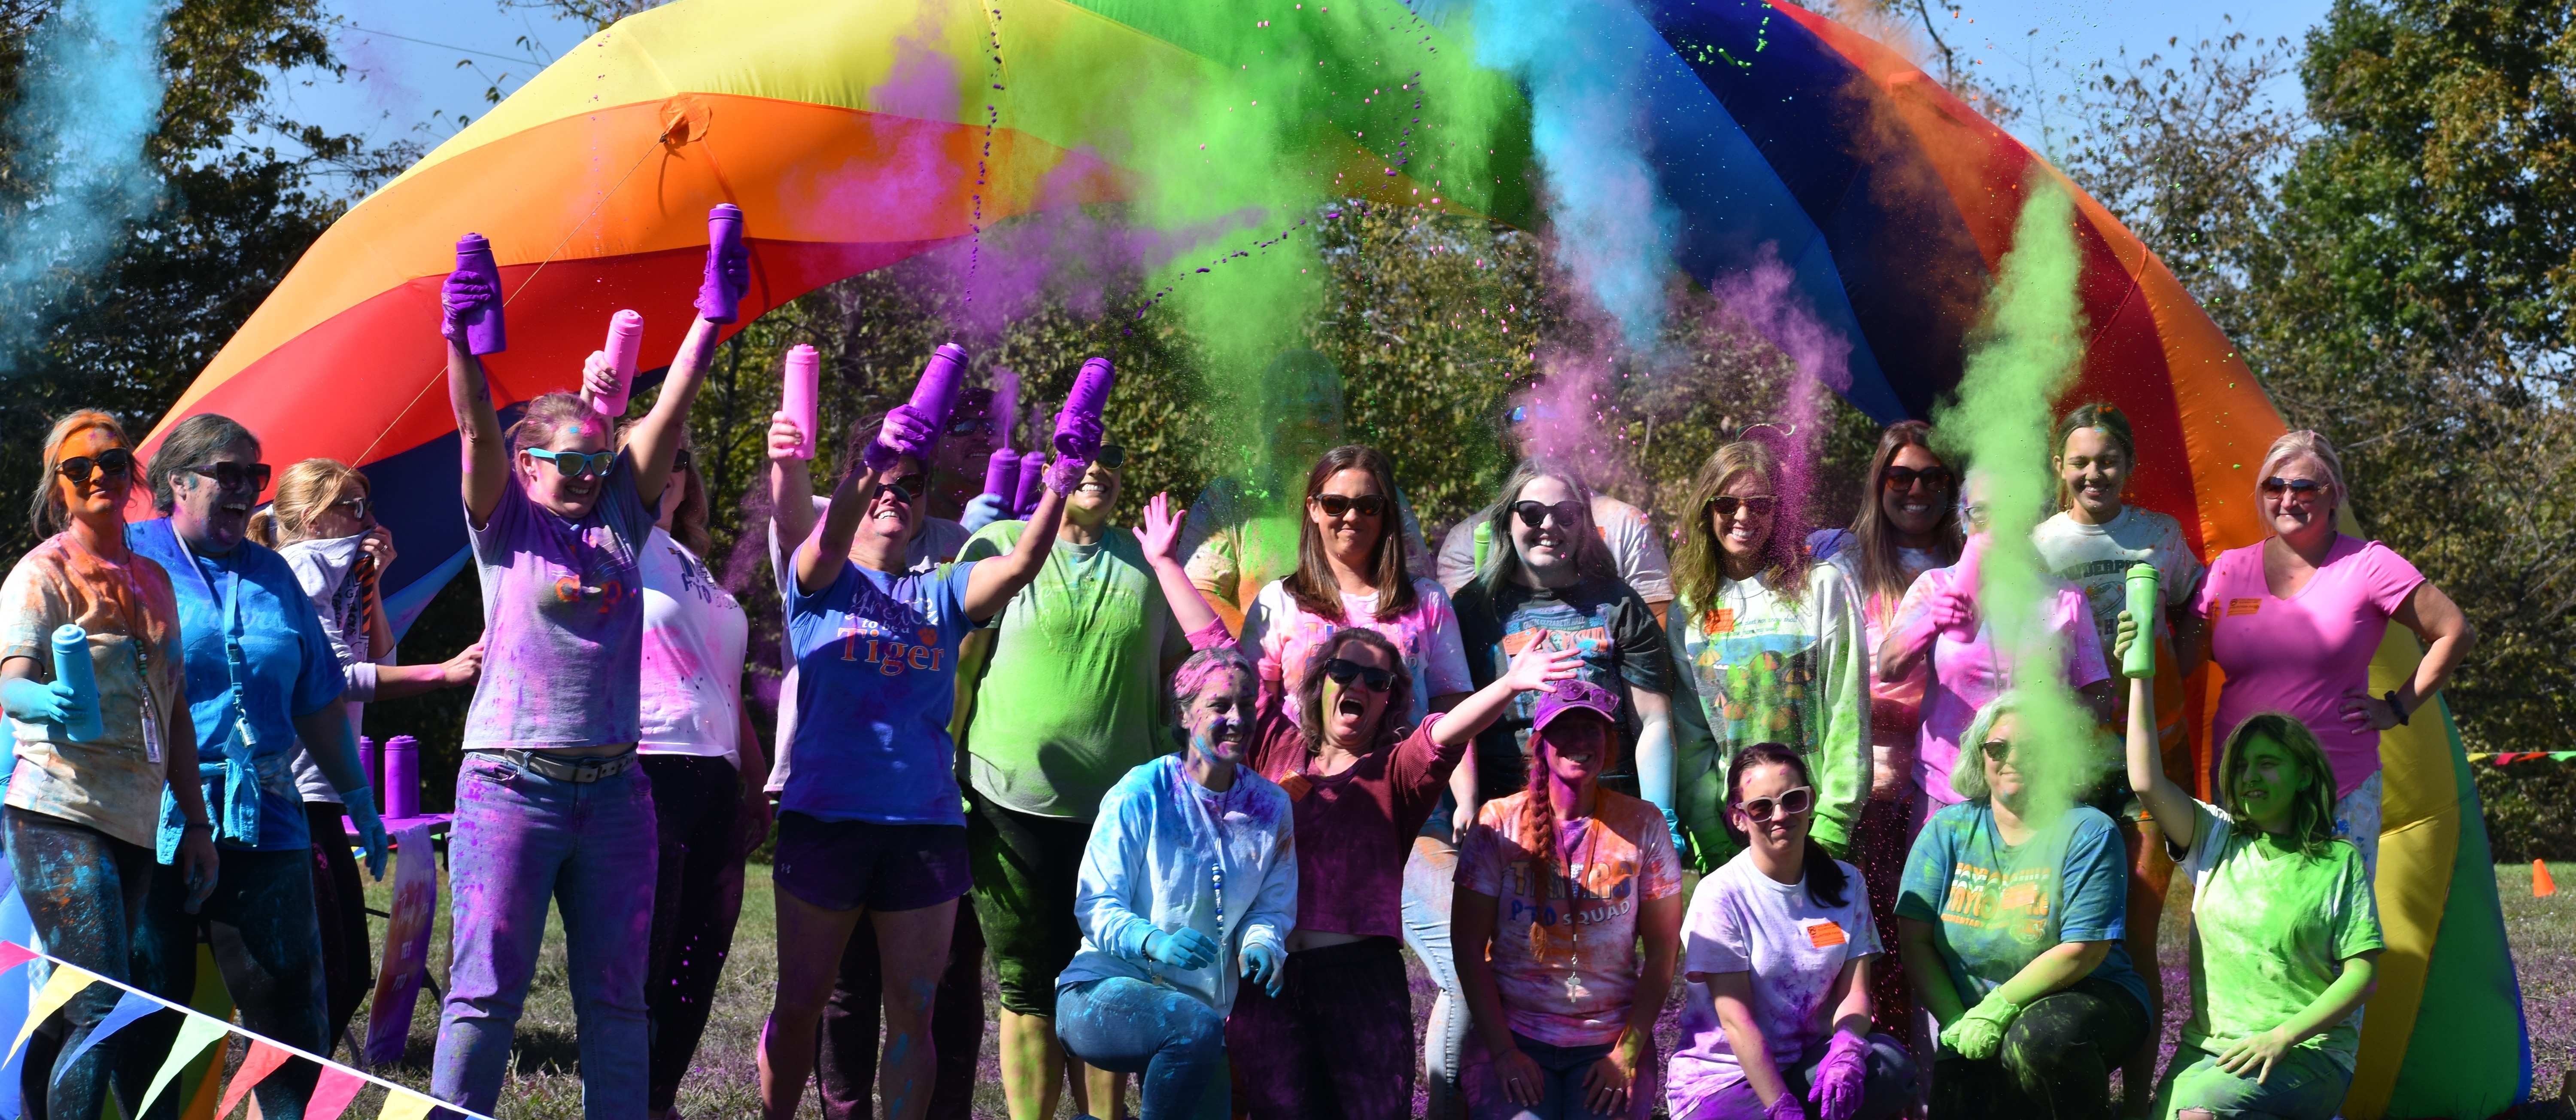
[
  {"x1": 1931, "y1": 976, "x2": 2151, "y2": 1120},
  {"x1": 6, "y1": 807, "x2": 156, "y2": 1120},
  {"x1": 128, "y1": 847, "x2": 330, "y2": 1120},
  {"x1": 305, "y1": 800, "x2": 372, "y2": 1054},
  {"x1": 641, "y1": 756, "x2": 748, "y2": 1111},
  {"x1": 816, "y1": 902, "x2": 985, "y2": 1120}
]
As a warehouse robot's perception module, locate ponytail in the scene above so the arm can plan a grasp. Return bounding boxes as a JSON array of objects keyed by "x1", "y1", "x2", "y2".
[
  {"x1": 1724, "y1": 742, "x2": 1849, "y2": 909},
  {"x1": 247, "y1": 508, "x2": 281, "y2": 548}
]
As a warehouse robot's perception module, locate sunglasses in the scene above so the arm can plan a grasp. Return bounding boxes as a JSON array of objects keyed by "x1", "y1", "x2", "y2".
[
  {"x1": 331, "y1": 496, "x2": 372, "y2": 520},
  {"x1": 524, "y1": 448, "x2": 618, "y2": 479},
  {"x1": 1734, "y1": 785, "x2": 1814, "y2": 823},
  {"x1": 1882, "y1": 465, "x2": 1954, "y2": 493},
  {"x1": 875, "y1": 473, "x2": 928, "y2": 503},
  {"x1": 56, "y1": 447, "x2": 134, "y2": 484},
  {"x1": 1706, "y1": 495, "x2": 1777, "y2": 518},
  {"x1": 671, "y1": 447, "x2": 693, "y2": 473},
  {"x1": 1979, "y1": 739, "x2": 2015, "y2": 764},
  {"x1": 1511, "y1": 499, "x2": 1583, "y2": 529},
  {"x1": 188, "y1": 462, "x2": 273, "y2": 493},
  {"x1": 1321, "y1": 657, "x2": 1396, "y2": 692},
  {"x1": 2260, "y1": 476, "x2": 2330, "y2": 498},
  {"x1": 1096, "y1": 444, "x2": 1126, "y2": 469},
  {"x1": 1312, "y1": 493, "x2": 1386, "y2": 518},
  {"x1": 1957, "y1": 502, "x2": 1991, "y2": 527},
  {"x1": 945, "y1": 416, "x2": 991, "y2": 438}
]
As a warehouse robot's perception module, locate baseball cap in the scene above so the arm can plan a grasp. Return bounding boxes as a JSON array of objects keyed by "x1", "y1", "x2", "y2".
[{"x1": 1530, "y1": 678, "x2": 1620, "y2": 734}]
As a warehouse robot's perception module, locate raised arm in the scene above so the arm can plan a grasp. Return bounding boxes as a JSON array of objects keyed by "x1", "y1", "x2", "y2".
[
  {"x1": 961, "y1": 482, "x2": 1066, "y2": 620},
  {"x1": 2118, "y1": 612, "x2": 2199, "y2": 852},
  {"x1": 1428, "y1": 643, "x2": 1585, "y2": 747},
  {"x1": 624, "y1": 315, "x2": 723, "y2": 505},
  {"x1": 766, "y1": 412, "x2": 819, "y2": 563},
  {"x1": 447, "y1": 339, "x2": 510, "y2": 527},
  {"x1": 1132, "y1": 492, "x2": 1230, "y2": 650}
]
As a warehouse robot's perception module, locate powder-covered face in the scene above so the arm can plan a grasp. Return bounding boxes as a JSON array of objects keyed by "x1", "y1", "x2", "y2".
[
  {"x1": 2057, "y1": 426, "x2": 2130, "y2": 522},
  {"x1": 1880, "y1": 443, "x2": 1950, "y2": 538},
  {"x1": 1182, "y1": 667, "x2": 1257, "y2": 768},
  {"x1": 1510, "y1": 475, "x2": 1583, "y2": 581},
  {"x1": 1980, "y1": 711, "x2": 2028, "y2": 806},
  {"x1": 1308, "y1": 467, "x2": 1386, "y2": 564},
  {"x1": 1320, "y1": 638, "x2": 1395, "y2": 747},
  {"x1": 2232, "y1": 733, "x2": 2311, "y2": 832},
  {"x1": 171, "y1": 437, "x2": 261, "y2": 554},
  {"x1": 854, "y1": 453, "x2": 930, "y2": 551},
  {"x1": 53, "y1": 426, "x2": 133, "y2": 527},
  {"x1": 2259, "y1": 452, "x2": 2337, "y2": 541},
  {"x1": 1710, "y1": 470, "x2": 1775, "y2": 564},
  {"x1": 519, "y1": 418, "x2": 613, "y2": 520},
  {"x1": 1536, "y1": 710, "x2": 1612, "y2": 787},
  {"x1": 1728, "y1": 760, "x2": 1812, "y2": 855}
]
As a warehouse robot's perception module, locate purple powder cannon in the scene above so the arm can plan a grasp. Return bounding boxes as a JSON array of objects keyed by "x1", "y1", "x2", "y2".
[
  {"x1": 1013, "y1": 450, "x2": 1047, "y2": 518},
  {"x1": 782, "y1": 344, "x2": 820, "y2": 460},
  {"x1": 907, "y1": 344, "x2": 969, "y2": 436},
  {"x1": 594, "y1": 309, "x2": 645, "y2": 418},
  {"x1": 453, "y1": 233, "x2": 507, "y2": 354},
  {"x1": 384, "y1": 734, "x2": 420, "y2": 819},
  {"x1": 983, "y1": 447, "x2": 1019, "y2": 501},
  {"x1": 700, "y1": 203, "x2": 745, "y2": 323},
  {"x1": 1053, "y1": 356, "x2": 1116, "y2": 456}
]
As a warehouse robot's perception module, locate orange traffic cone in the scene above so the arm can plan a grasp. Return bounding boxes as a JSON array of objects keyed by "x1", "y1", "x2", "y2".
[{"x1": 2534, "y1": 860, "x2": 2557, "y2": 898}]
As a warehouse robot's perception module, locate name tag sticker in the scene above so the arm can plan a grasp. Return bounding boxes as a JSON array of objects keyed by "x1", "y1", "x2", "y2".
[
  {"x1": 2227, "y1": 597, "x2": 2262, "y2": 617},
  {"x1": 1277, "y1": 773, "x2": 1312, "y2": 802},
  {"x1": 1806, "y1": 921, "x2": 1847, "y2": 949},
  {"x1": 1705, "y1": 608, "x2": 1737, "y2": 634}
]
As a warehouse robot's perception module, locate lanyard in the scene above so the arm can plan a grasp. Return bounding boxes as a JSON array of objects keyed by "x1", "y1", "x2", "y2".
[{"x1": 172, "y1": 533, "x2": 256, "y2": 752}]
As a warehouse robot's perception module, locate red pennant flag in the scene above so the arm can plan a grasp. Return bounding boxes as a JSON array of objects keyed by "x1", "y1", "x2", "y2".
[
  {"x1": 0, "y1": 942, "x2": 36, "y2": 974},
  {"x1": 305, "y1": 1066, "x2": 366, "y2": 1120},
  {"x1": 219, "y1": 1040, "x2": 294, "y2": 1118}
]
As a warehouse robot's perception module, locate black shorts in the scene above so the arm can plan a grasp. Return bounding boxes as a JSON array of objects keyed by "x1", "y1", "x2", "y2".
[{"x1": 772, "y1": 811, "x2": 971, "y2": 913}]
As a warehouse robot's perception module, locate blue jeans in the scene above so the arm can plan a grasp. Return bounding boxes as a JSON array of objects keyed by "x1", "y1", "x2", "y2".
[
  {"x1": 1056, "y1": 977, "x2": 1227, "y2": 1120},
  {"x1": 2156, "y1": 1044, "x2": 2352, "y2": 1120},
  {"x1": 1675, "y1": 1033, "x2": 1915, "y2": 1120},
  {"x1": 1401, "y1": 835, "x2": 1468, "y2": 1112},
  {"x1": 1464, "y1": 1032, "x2": 1655, "y2": 1120},
  {"x1": 431, "y1": 754, "x2": 657, "y2": 1120}
]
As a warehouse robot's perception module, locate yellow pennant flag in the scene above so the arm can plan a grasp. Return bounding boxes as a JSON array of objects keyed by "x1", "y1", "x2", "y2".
[
  {"x1": 8, "y1": 963, "x2": 99, "y2": 1061},
  {"x1": 375, "y1": 1088, "x2": 439, "y2": 1120},
  {"x1": 137, "y1": 1011, "x2": 230, "y2": 1118}
]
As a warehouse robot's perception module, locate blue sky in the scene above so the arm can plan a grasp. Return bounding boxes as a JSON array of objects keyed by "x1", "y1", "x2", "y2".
[{"x1": 277, "y1": 0, "x2": 2335, "y2": 181}]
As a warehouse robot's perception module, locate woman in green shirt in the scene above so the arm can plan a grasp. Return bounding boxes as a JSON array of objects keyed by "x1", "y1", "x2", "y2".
[{"x1": 2116, "y1": 613, "x2": 2382, "y2": 1120}]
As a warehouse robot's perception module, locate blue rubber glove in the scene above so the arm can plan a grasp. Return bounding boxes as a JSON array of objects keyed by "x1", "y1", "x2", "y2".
[
  {"x1": 1142, "y1": 927, "x2": 1218, "y2": 970},
  {"x1": 2, "y1": 676, "x2": 86, "y2": 732},
  {"x1": 959, "y1": 492, "x2": 1009, "y2": 534},
  {"x1": 1938, "y1": 994, "x2": 2020, "y2": 1061},
  {"x1": 1660, "y1": 806, "x2": 1693, "y2": 865},
  {"x1": 1240, "y1": 941, "x2": 1285, "y2": 996},
  {"x1": 341, "y1": 784, "x2": 391, "y2": 880}
]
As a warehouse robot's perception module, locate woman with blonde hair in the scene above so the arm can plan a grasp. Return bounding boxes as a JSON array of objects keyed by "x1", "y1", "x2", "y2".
[
  {"x1": 1, "y1": 411, "x2": 216, "y2": 1118},
  {"x1": 1668, "y1": 441, "x2": 1868, "y2": 869},
  {"x1": 253, "y1": 457, "x2": 482, "y2": 1053},
  {"x1": 2191, "y1": 429, "x2": 2471, "y2": 882}
]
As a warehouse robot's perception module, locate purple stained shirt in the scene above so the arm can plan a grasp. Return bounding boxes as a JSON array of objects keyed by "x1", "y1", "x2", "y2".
[{"x1": 462, "y1": 454, "x2": 653, "y2": 749}]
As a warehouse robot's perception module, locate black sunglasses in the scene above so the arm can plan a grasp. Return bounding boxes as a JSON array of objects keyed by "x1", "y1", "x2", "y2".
[
  {"x1": 875, "y1": 473, "x2": 928, "y2": 503},
  {"x1": 2260, "y1": 476, "x2": 2330, "y2": 497},
  {"x1": 55, "y1": 447, "x2": 134, "y2": 484},
  {"x1": 1706, "y1": 495, "x2": 1777, "y2": 518},
  {"x1": 1095, "y1": 444, "x2": 1125, "y2": 469},
  {"x1": 1883, "y1": 465, "x2": 1953, "y2": 493},
  {"x1": 1321, "y1": 657, "x2": 1395, "y2": 692},
  {"x1": 1511, "y1": 499, "x2": 1584, "y2": 529},
  {"x1": 1979, "y1": 739, "x2": 2014, "y2": 764},
  {"x1": 671, "y1": 447, "x2": 693, "y2": 473},
  {"x1": 188, "y1": 461, "x2": 273, "y2": 493},
  {"x1": 945, "y1": 416, "x2": 991, "y2": 438},
  {"x1": 331, "y1": 496, "x2": 373, "y2": 520},
  {"x1": 1734, "y1": 785, "x2": 1814, "y2": 823},
  {"x1": 1313, "y1": 493, "x2": 1386, "y2": 518}
]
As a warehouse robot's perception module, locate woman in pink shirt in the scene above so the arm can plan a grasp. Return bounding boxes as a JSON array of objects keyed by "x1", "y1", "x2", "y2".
[{"x1": 2193, "y1": 430, "x2": 2472, "y2": 880}]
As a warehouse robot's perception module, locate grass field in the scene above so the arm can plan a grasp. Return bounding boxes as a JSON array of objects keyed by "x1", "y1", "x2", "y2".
[{"x1": 322, "y1": 861, "x2": 2576, "y2": 1119}]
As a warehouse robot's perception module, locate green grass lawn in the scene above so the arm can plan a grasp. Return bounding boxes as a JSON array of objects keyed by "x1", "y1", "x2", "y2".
[{"x1": 326, "y1": 861, "x2": 2576, "y2": 1118}]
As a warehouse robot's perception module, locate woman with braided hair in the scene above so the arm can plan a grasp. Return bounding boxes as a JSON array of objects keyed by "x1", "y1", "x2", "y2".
[{"x1": 1453, "y1": 679, "x2": 1683, "y2": 1120}]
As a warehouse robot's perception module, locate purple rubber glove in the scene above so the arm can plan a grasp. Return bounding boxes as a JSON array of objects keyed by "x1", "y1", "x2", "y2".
[
  {"x1": 1053, "y1": 411, "x2": 1106, "y2": 462},
  {"x1": 441, "y1": 269, "x2": 498, "y2": 343},
  {"x1": 1043, "y1": 453, "x2": 1091, "y2": 496},
  {"x1": 861, "y1": 409, "x2": 936, "y2": 472},
  {"x1": 886, "y1": 404, "x2": 940, "y2": 461},
  {"x1": 1766, "y1": 1090, "x2": 1809, "y2": 1120},
  {"x1": 1807, "y1": 1032, "x2": 1869, "y2": 1120}
]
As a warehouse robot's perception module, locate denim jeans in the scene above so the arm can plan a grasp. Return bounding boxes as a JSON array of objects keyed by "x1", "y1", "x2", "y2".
[
  {"x1": 1461, "y1": 1031, "x2": 1656, "y2": 1120},
  {"x1": 2156, "y1": 1044, "x2": 2353, "y2": 1120},
  {"x1": 1674, "y1": 1033, "x2": 1915, "y2": 1120},
  {"x1": 129, "y1": 846, "x2": 331, "y2": 1120},
  {"x1": 431, "y1": 754, "x2": 656, "y2": 1120},
  {"x1": 1401, "y1": 835, "x2": 1468, "y2": 1113},
  {"x1": 1057, "y1": 977, "x2": 1228, "y2": 1120}
]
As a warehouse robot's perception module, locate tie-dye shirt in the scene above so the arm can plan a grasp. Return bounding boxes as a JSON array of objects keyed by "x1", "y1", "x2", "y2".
[
  {"x1": 0, "y1": 534, "x2": 184, "y2": 849},
  {"x1": 1457, "y1": 789, "x2": 1684, "y2": 1047},
  {"x1": 784, "y1": 558, "x2": 981, "y2": 825},
  {"x1": 1669, "y1": 849, "x2": 1882, "y2": 1115},
  {"x1": 1238, "y1": 576, "x2": 1473, "y2": 727},
  {"x1": 1895, "y1": 800, "x2": 2148, "y2": 1013},
  {"x1": 463, "y1": 454, "x2": 652, "y2": 750},
  {"x1": 1668, "y1": 565, "x2": 1869, "y2": 856}
]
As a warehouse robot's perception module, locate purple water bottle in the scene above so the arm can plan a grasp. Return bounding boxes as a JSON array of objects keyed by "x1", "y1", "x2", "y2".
[
  {"x1": 983, "y1": 447, "x2": 1019, "y2": 502},
  {"x1": 384, "y1": 735, "x2": 420, "y2": 819},
  {"x1": 700, "y1": 203, "x2": 745, "y2": 323},
  {"x1": 1054, "y1": 357, "x2": 1116, "y2": 456},
  {"x1": 453, "y1": 234, "x2": 507, "y2": 354},
  {"x1": 909, "y1": 344, "x2": 969, "y2": 432}
]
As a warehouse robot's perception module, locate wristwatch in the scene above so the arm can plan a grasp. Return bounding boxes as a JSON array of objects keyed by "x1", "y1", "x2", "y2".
[{"x1": 2385, "y1": 690, "x2": 2409, "y2": 726}]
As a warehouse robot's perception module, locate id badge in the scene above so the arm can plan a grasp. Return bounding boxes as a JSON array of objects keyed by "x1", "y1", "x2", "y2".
[{"x1": 138, "y1": 694, "x2": 163, "y2": 764}]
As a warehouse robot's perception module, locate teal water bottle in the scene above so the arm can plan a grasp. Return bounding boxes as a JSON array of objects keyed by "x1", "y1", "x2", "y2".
[
  {"x1": 2121, "y1": 564, "x2": 2159, "y2": 680},
  {"x1": 50, "y1": 624, "x2": 102, "y2": 742}
]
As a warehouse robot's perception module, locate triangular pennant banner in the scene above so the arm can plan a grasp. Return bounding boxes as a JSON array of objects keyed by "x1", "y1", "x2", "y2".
[
  {"x1": 135, "y1": 1010, "x2": 230, "y2": 1118},
  {"x1": 375, "y1": 1088, "x2": 439, "y2": 1120},
  {"x1": 304, "y1": 1065, "x2": 368, "y2": 1120},
  {"x1": 9, "y1": 962, "x2": 99, "y2": 1062},
  {"x1": 219, "y1": 1038, "x2": 295, "y2": 1118},
  {"x1": 55, "y1": 987, "x2": 163, "y2": 1083},
  {"x1": 0, "y1": 942, "x2": 36, "y2": 975}
]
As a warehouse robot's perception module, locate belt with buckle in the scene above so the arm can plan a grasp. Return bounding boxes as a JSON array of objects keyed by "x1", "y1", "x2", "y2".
[{"x1": 481, "y1": 748, "x2": 638, "y2": 783}]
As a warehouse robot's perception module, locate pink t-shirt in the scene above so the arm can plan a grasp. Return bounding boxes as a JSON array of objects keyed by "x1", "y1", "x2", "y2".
[
  {"x1": 1238, "y1": 576, "x2": 1475, "y2": 727},
  {"x1": 1457, "y1": 791, "x2": 1684, "y2": 1047},
  {"x1": 1889, "y1": 564, "x2": 2111, "y2": 805},
  {"x1": 2196, "y1": 536, "x2": 2424, "y2": 797}
]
